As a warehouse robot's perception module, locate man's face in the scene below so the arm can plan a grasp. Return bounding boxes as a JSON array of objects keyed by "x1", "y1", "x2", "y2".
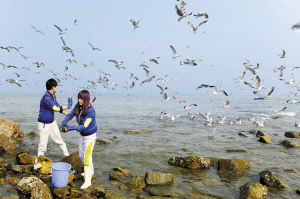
[{"x1": 52, "y1": 86, "x2": 57, "y2": 94}]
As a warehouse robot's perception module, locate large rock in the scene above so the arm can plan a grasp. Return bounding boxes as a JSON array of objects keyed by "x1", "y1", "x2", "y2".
[
  {"x1": 91, "y1": 186, "x2": 106, "y2": 197},
  {"x1": 239, "y1": 182, "x2": 268, "y2": 199},
  {"x1": 121, "y1": 176, "x2": 146, "y2": 193},
  {"x1": 16, "y1": 176, "x2": 53, "y2": 199},
  {"x1": 0, "y1": 118, "x2": 24, "y2": 151},
  {"x1": 258, "y1": 136, "x2": 272, "y2": 144},
  {"x1": 12, "y1": 165, "x2": 32, "y2": 173},
  {"x1": 285, "y1": 131, "x2": 300, "y2": 138},
  {"x1": 259, "y1": 170, "x2": 286, "y2": 189},
  {"x1": 216, "y1": 158, "x2": 250, "y2": 178},
  {"x1": 52, "y1": 186, "x2": 71, "y2": 198},
  {"x1": 8, "y1": 177, "x2": 20, "y2": 186},
  {"x1": 144, "y1": 186, "x2": 180, "y2": 198},
  {"x1": 168, "y1": 156, "x2": 211, "y2": 169},
  {"x1": 280, "y1": 140, "x2": 299, "y2": 148},
  {"x1": 16, "y1": 152, "x2": 32, "y2": 165},
  {"x1": 61, "y1": 152, "x2": 84, "y2": 173},
  {"x1": 145, "y1": 171, "x2": 173, "y2": 186},
  {"x1": 109, "y1": 167, "x2": 133, "y2": 181}
]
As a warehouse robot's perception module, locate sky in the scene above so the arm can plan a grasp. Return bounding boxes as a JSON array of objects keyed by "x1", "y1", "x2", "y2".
[{"x1": 1, "y1": 0, "x2": 300, "y2": 97}]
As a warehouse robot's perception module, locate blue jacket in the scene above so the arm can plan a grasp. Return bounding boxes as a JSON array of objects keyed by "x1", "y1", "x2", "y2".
[
  {"x1": 63, "y1": 104, "x2": 97, "y2": 136},
  {"x1": 38, "y1": 91, "x2": 62, "y2": 124}
]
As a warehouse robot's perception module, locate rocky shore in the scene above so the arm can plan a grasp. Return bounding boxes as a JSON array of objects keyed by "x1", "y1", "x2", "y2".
[{"x1": 0, "y1": 118, "x2": 299, "y2": 198}]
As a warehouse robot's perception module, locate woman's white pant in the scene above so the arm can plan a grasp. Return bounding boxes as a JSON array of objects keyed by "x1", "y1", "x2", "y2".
[
  {"x1": 37, "y1": 121, "x2": 69, "y2": 157},
  {"x1": 78, "y1": 133, "x2": 96, "y2": 166}
]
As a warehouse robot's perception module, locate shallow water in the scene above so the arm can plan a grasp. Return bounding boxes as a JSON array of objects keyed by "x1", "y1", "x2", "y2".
[{"x1": 0, "y1": 93, "x2": 300, "y2": 198}]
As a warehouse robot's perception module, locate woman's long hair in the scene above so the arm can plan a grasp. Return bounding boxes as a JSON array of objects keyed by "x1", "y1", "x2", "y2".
[{"x1": 75, "y1": 90, "x2": 90, "y2": 117}]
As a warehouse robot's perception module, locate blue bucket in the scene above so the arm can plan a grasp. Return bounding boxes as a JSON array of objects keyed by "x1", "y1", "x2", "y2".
[{"x1": 51, "y1": 162, "x2": 71, "y2": 188}]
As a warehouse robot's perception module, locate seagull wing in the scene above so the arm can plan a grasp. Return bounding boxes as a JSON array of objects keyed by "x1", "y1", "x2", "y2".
[
  {"x1": 266, "y1": 86, "x2": 274, "y2": 97},
  {"x1": 170, "y1": 45, "x2": 177, "y2": 55},
  {"x1": 88, "y1": 42, "x2": 94, "y2": 48},
  {"x1": 156, "y1": 84, "x2": 164, "y2": 92},
  {"x1": 54, "y1": 25, "x2": 63, "y2": 32},
  {"x1": 197, "y1": 20, "x2": 208, "y2": 28},
  {"x1": 244, "y1": 81, "x2": 256, "y2": 89},
  {"x1": 255, "y1": 75, "x2": 261, "y2": 89},
  {"x1": 175, "y1": 5, "x2": 183, "y2": 16},
  {"x1": 108, "y1": 60, "x2": 118, "y2": 64},
  {"x1": 60, "y1": 37, "x2": 66, "y2": 46}
]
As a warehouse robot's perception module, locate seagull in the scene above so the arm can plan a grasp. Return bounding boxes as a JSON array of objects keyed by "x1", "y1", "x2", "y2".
[
  {"x1": 30, "y1": 25, "x2": 45, "y2": 35},
  {"x1": 243, "y1": 60, "x2": 259, "y2": 75},
  {"x1": 162, "y1": 112, "x2": 180, "y2": 121},
  {"x1": 130, "y1": 19, "x2": 140, "y2": 30},
  {"x1": 234, "y1": 71, "x2": 246, "y2": 82},
  {"x1": 6, "y1": 79, "x2": 25, "y2": 87},
  {"x1": 170, "y1": 45, "x2": 180, "y2": 59},
  {"x1": 74, "y1": 19, "x2": 78, "y2": 25},
  {"x1": 143, "y1": 67, "x2": 151, "y2": 76},
  {"x1": 156, "y1": 84, "x2": 167, "y2": 93},
  {"x1": 196, "y1": 84, "x2": 228, "y2": 96},
  {"x1": 0, "y1": 63, "x2": 18, "y2": 69},
  {"x1": 140, "y1": 76, "x2": 155, "y2": 86},
  {"x1": 274, "y1": 65, "x2": 287, "y2": 77},
  {"x1": 61, "y1": 37, "x2": 74, "y2": 56},
  {"x1": 280, "y1": 73, "x2": 297, "y2": 85},
  {"x1": 291, "y1": 22, "x2": 300, "y2": 32},
  {"x1": 173, "y1": 96, "x2": 186, "y2": 103},
  {"x1": 14, "y1": 72, "x2": 22, "y2": 78},
  {"x1": 150, "y1": 57, "x2": 160, "y2": 64},
  {"x1": 216, "y1": 116, "x2": 226, "y2": 124},
  {"x1": 139, "y1": 62, "x2": 150, "y2": 69},
  {"x1": 279, "y1": 50, "x2": 286, "y2": 58},
  {"x1": 108, "y1": 60, "x2": 125, "y2": 70},
  {"x1": 184, "y1": 104, "x2": 198, "y2": 109},
  {"x1": 130, "y1": 73, "x2": 138, "y2": 80},
  {"x1": 32, "y1": 62, "x2": 45, "y2": 68},
  {"x1": 187, "y1": 112, "x2": 196, "y2": 120},
  {"x1": 187, "y1": 21, "x2": 207, "y2": 34},
  {"x1": 160, "y1": 92, "x2": 170, "y2": 101},
  {"x1": 0, "y1": 46, "x2": 10, "y2": 52},
  {"x1": 156, "y1": 75, "x2": 169, "y2": 82},
  {"x1": 54, "y1": 24, "x2": 67, "y2": 35},
  {"x1": 66, "y1": 59, "x2": 77, "y2": 63},
  {"x1": 244, "y1": 75, "x2": 264, "y2": 94},
  {"x1": 180, "y1": 58, "x2": 201, "y2": 66},
  {"x1": 8, "y1": 46, "x2": 24, "y2": 52},
  {"x1": 224, "y1": 100, "x2": 230, "y2": 108},
  {"x1": 20, "y1": 54, "x2": 31, "y2": 60},
  {"x1": 266, "y1": 86, "x2": 275, "y2": 98},
  {"x1": 64, "y1": 66, "x2": 68, "y2": 72},
  {"x1": 175, "y1": 5, "x2": 192, "y2": 21},
  {"x1": 130, "y1": 81, "x2": 135, "y2": 88},
  {"x1": 88, "y1": 42, "x2": 102, "y2": 51},
  {"x1": 254, "y1": 117, "x2": 265, "y2": 128},
  {"x1": 194, "y1": 12, "x2": 209, "y2": 19}
]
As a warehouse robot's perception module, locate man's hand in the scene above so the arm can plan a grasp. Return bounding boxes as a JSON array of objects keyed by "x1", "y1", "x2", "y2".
[
  {"x1": 62, "y1": 110, "x2": 68, "y2": 115},
  {"x1": 62, "y1": 106, "x2": 68, "y2": 110}
]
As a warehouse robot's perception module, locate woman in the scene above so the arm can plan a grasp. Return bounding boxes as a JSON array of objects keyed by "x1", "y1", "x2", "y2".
[{"x1": 60, "y1": 90, "x2": 97, "y2": 189}]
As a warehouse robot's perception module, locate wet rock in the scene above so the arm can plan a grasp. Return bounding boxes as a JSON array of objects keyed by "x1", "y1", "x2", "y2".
[
  {"x1": 239, "y1": 182, "x2": 268, "y2": 199},
  {"x1": 96, "y1": 138, "x2": 112, "y2": 145},
  {"x1": 225, "y1": 149, "x2": 248, "y2": 153},
  {"x1": 61, "y1": 152, "x2": 84, "y2": 174},
  {"x1": 110, "y1": 192, "x2": 127, "y2": 199},
  {"x1": 297, "y1": 188, "x2": 300, "y2": 194},
  {"x1": 121, "y1": 176, "x2": 146, "y2": 193},
  {"x1": 216, "y1": 158, "x2": 250, "y2": 178},
  {"x1": 25, "y1": 131, "x2": 37, "y2": 137},
  {"x1": 0, "y1": 167, "x2": 7, "y2": 178},
  {"x1": 12, "y1": 165, "x2": 33, "y2": 173},
  {"x1": 248, "y1": 130, "x2": 257, "y2": 134},
  {"x1": 91, "y1": 186, "x2": 106, "y2": 197},
  {"x1": 70, "y1": 189, "x2": 83, "y2": 198},
  {"x1": 1, "y1": 196, "x2": 19, "y2": 199},
  {"x1": 280, "y1": 140, "x2": 299, "y2": 148},
  {"x1": 168, "y1": 156, "x2": 211, "y2": 169},
  {"x1": 8, "y1": 177, "x2": 20, "y2": 186},
  {"x1": 256, "y1": 130, "x2": 265, "y2": 137},
  {"x1": 109, "y1": 167, "x2": 133, "y2": 181},
  {"x1": 144, "y1": 186, "x2": 179, "y2": 198},
  {"x1": 145, "y1": 171, "x2": 173, "y2": 186},
  {"x1": 189, "y1": 189, "x2": 224, "y2": 199},
  {"x1": 32, "y1": 155, "x2": 53, "y2": 174},
  {"x1": 0, "y1": 118, "x2": 24, "y2": 151},
  {"x1": 52, "y1": 186, "x2": 71, "y2": 198},
  {"x1": 238, "y1": 132, "x2": 248, "y2": 137},
  {"x1": 123, "y1": 129, "x2": 152, "y2": 134},
  {"x1": 258, "y1": 136, "x2": 272, "y2": 144},
  {"x1": 283, "y1": 169, "x2": 300, "y2": 174},
  {"x1": 0, "y1": 177, "x2": 5, "y2": 185},
  {"x1": 259, "y1": 170, "x2": 286, "y2": 189},
  {"x1": 17, "y1": 176, "x2": 53, "y2": 198},
  {"x1": 285, "y1": 131, "x2": 300, "y2": 138},
  {"x1": 16, "y1": 152, "x2": 32, "y2": 165}
]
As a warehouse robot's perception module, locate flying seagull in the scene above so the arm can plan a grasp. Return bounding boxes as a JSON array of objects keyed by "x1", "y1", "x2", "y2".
[
  {"x1": 130, "y1": 19, "x2": 140, "y2": 30},
  {"x1": 187, "y1": 20, "x2": 207, "y2": 34},
  {"x1": 54, "y1": 24, "x2": 67, "y2": 35},
  {"x1": 150, "y1": 57, "x2": 160, "y2": 64},
  {"x1": 108, "y1": 60, "x2": 125, "y2": 70},
  {"x1": 194, "y1": 12, "x2": 208, "y2": 19},
  {"x1": 140, "y1": 76, "x2": 155, "y2": 86},
  {"x1": 30, "y1": 25, "x2": 45, "y2": 35},
  {"x1": 88, "y1": 42, "x2": 102, "y2": 51},
  {"x1": 279, "y1": 50, "x2": 286, "y2": 58},
  {"x1": 291, "y1": 22, "x2": 300, "y2": 32},
  {"x1": 175, "y1": 4, "x2": 192, "y2": 21},
  {"x1": 170, "y1": 45, "x2": 180, "y2": 59}
]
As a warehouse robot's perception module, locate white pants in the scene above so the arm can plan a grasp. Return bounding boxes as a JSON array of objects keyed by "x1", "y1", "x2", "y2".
[
  {"x1": 78, "y1": 133, "x2": 96, "y2": 166},
  {"x1": 38, "y1": 121, "x2": 69, "y2": 157}
]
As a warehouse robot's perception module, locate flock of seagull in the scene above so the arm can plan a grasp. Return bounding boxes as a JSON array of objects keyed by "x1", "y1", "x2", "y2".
[{"x1": 1, "y1": 0, "x2": 300, "y2": 129}]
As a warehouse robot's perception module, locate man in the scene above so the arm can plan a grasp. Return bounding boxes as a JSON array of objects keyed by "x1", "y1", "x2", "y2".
[{"x1": 37, "y1": 78, "x2": 72, "y2": 157}]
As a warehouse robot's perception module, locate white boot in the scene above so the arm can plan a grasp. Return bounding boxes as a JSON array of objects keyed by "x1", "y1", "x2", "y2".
[
  {"x1": 80, "y1": 166, "x2": 92, "y2": 189},
  {"x1": 81, "y1": 165, "x2": 94, "y2": 177}
]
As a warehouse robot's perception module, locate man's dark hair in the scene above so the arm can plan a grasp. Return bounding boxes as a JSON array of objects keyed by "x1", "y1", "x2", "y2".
[{"x1": 46, "y1": 78, "x2": 58, "y2": 90}]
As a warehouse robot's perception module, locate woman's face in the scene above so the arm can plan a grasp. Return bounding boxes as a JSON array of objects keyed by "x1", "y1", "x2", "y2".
[{"x1": 78, "y1": 98, "x2": 83, "y2": 106}]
